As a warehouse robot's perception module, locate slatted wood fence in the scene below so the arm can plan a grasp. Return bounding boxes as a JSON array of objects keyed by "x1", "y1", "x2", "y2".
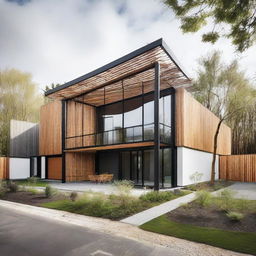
[
  {"x1": 0, "y1": 157, "x2": 9, "y2": 180},
  {"x1": 219, "y1": 154, "x2": 256, "y2": 182}
]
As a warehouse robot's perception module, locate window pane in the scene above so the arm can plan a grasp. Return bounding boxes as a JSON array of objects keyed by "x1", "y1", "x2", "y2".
[
  {"x1": 124, "y1": 97, "x2": 142, "y2": 128},
  {"x1": 143, "y1": 150, "x2": 154, "y2": 187},
  {"x1": 163, "y1": 148, "x2": 172, "y2": 187},
  {"x1": 160, "y1": 95, "x2": 171, "y2": 126},
  {"x1": 143, "y1": 93, "x2": 154, "y2": 125}
]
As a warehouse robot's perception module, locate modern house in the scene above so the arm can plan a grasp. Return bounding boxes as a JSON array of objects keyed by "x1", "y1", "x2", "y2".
[{"x1": 37, "y1": 38, "x2": 231, "y2": 190}]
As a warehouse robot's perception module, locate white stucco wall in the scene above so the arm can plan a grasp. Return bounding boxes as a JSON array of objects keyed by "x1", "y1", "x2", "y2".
[
  {"x1": 177, "y1": 147, "x2": 219, "y2": 186},
  {"x1": 41, "y1": 157, "x2": 46, "y2": 179},
  {"x1": 9, "y1": 158, "x2": 30, "y2": 179}
]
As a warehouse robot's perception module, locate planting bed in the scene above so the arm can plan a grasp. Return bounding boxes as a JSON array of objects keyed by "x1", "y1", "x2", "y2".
[{"x1": 168, "y1": 201, "x2": 256, "y2": 232}]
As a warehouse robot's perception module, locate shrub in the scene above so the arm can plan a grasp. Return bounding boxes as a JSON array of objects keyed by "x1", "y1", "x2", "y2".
[
  {"x1": 0, "y1": 181, "x2": 7, "y2": 198},
  {"x1": 26, "y1": 188, "x2": 39, "y2": 195},
  {"x1": 8, "y1": 181, "x2": 18, "y2": 193},
  {"x1": 45, "y1": 185, "x2": 57, "y2": 198},
  {"x1": 113, "y1": 180, "x2": 134, "y2": 196},
  {"x1": 27, "y1": 176, "x2": 40, "y2": 184},
  {"x1": 215, "y1": 189, "x2": 235, "y2": 212},
  {"x1": 70, "y1": 191, "x2": 78, "y2": 201},
  {"x1": 195, "y1": 190, "x2": 212, "y2": 207},
  {"x1": 226, "y1": 211, "x2": 244, "y2": 221},
  {"x1": 140, "y1": 191, "x2": 176, "y2": 203}
]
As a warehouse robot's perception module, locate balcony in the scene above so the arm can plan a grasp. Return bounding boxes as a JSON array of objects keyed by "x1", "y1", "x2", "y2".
[{"x1": 65, "y1": 123, "x2": 172, "y2": 150}]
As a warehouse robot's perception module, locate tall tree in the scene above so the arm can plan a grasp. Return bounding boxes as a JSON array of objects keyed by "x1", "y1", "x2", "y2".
[
  {"x1": 164, "y1": 0, "x2": 256, "y2": 52},
  {"x1": 0, "y1": 69, "x2": 43, "y2": 156},
  {"x1": 192, "y1": 52, "x2": 256, "y2": 184}
]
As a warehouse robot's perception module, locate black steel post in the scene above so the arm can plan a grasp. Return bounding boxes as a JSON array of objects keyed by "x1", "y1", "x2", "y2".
[
  {"x1": 171, "y1": 89, "x2": 177, "y2": 187},
  {"x1": 154, "y1": 62, "x2": 160, "y2": 191},
  {"x1": 61, "y1": 100, "x2": 66, "y2": 183}
]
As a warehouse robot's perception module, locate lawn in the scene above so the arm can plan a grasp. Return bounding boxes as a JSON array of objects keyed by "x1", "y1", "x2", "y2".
[
  {"x1": 16, "y1": 179, "x2": 48, "y2": 187},
  {"x1": 140, "y1": 214, "x2": 256, "y2": 255}
]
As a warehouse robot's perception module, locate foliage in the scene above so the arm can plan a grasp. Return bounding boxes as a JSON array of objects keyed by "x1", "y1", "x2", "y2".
[
  {"x1": 215, "y1": 189, "x2": 235, "y2": 212},
  {"x1": 70, "y1": 191, "x2": 78, "y2": 202},
  {"x1": 226, "y1": 211, "x2": 244, "y2": 222},
  {"x1": 17, "y1": 179, "x2": 48, "y2": 187},
  {"x1": 25, "y1": 187, "x2": 40, "y2": 195},
  {"x1": 185, "y1": 180, "x2": 233, "y2": 192},
  {"x1": 163, "y1": 0, "x2": 256, "y2": 52},
  {"x1": 189, "y1": 171, "x2": 203, "y2": 185},
  {"x1": 0, "y1": 69, "x2": 43, "y2": 155},
  {"x1": 113, "y1": 180, "x2": 134, "y2": 196},
  {"x1": 140, "y1": 214, "x2": 256, "y2": 255},
  {"x1": 192, "y1": 51, "x2": 256, "y2": 183},
  {"x1": 0, "y1": 181, "x2": 7, "y2": 198},
  {"x1": 140, "y1": 190, "x2": 188, "y2": 203},
  {"x1": 42, "y1": 190, "x2": 189, "y2": 220},
  {"x1": 7, "y1": 181, "x2": 18, "y2": 193},
  {"x1": 45, "y1": 185, "x2": 57, "y2": 198},
  {"x1": 195, "y1": 190, "x2": 213, "y2": 207},
  {"x1": 27, "y1": 176, "x2": 40, "y2": 184}
]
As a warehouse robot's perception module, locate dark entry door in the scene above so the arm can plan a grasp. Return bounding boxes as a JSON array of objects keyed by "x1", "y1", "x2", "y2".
[{"x1": 121, "y1": 150, "x2": 142, "y2": 186}]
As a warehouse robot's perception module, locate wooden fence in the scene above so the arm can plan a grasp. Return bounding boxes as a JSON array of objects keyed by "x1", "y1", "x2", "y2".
[
  {"x1": 219, "y1": 154, "x2": 256, "y2": 182},
  {"x1": 0, "y1": 157, "x2": 9, "y2": 180}
]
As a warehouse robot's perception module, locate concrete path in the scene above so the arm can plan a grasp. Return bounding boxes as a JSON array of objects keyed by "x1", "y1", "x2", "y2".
[
  {"x1": 0, "y1": 200, "x2": 245, "y2": 256},
  {"x1": 216, "y1": 182, "x2": 256, "y2": 200},
  {"x1": 121, "y1": 192, "x2": 195, "y2": 226}
]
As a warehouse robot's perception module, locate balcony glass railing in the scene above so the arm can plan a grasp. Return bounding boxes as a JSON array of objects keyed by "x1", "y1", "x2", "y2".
[{"x1": 65, "y1": 123, "x2": 172, "y2": 149}]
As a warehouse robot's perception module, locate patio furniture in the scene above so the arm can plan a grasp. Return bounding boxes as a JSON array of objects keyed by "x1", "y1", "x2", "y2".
[{"x1": 88, "y1": 174, "x2": 113, "y2": 183}]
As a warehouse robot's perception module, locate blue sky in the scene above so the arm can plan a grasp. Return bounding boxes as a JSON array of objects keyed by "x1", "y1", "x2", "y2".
[{"x1": 0, "y1": 0, "x2": 255, "y2": 91}]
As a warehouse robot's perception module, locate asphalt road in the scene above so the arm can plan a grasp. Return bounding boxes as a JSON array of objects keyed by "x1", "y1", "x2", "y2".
[{"x1": 0, "y1": 206, "x2": 176, "y2": 256}]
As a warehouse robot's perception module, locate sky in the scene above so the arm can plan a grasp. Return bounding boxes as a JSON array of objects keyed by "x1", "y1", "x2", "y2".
[{"x1": 0, "y1": 0, "x2": 255, "y2": 92}]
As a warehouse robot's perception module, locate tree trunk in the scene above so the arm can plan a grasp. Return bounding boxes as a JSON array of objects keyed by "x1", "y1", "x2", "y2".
[{"x1": 210, "y1": 119, "x2": 224, "y2": 185}]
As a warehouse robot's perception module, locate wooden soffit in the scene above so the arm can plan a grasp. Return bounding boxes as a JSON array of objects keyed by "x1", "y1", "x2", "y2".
[{"x1": 45, "y1": 39, "x2": 191, "y2": 101}]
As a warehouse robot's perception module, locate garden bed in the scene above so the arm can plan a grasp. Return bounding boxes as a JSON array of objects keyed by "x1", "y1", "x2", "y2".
[
  {"x1": 168, "y1": 200, "x2": 256, "y2": 232},
  {"x1": 140, "y1": 189, "x2": 256, "y2": 255},
  {"x1": 0, "y1": 180, "x2": 190, "y2": 220},
  {"x1": 184, "y1": 180, "x2": 234, "y2": 192},
  {"x1": 1, "y1": 191, "x2": 66, "y2": 206}
]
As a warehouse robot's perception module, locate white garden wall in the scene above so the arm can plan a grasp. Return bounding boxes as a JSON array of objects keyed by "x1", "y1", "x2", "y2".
[
  {"x1": 177, "y1": 147, "x2": 219, "y2": 186},
  {"x1": 9, "y1": 158, "x2": 30, "y2": 179},
  {"x1": 41, "y1": 157, "x2": 46, "y2": 179}
]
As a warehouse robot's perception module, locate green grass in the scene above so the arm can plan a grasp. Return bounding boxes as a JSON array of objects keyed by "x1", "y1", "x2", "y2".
[
  {"x1": 16, "y1": 180, "x2": 48, "y2": 187},
  {"x1": 42, "y1": 190, "x2": 190, "y2": 220},
  {"x1": 140, "y1": 214, "x2": 256, "y2": 255}
]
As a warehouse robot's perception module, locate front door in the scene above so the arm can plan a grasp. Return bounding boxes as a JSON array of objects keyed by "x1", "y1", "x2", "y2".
[{"x1": 121, "y1": 150, "x2": 143, "y2": 186}]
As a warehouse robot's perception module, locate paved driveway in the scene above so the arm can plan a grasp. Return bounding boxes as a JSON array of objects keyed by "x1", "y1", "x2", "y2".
[
  {"x1": 0, "y1": 206, "x2": 180, "y2": 256},
  {"x1": 226, "y1": 182, "x2": 256, "y2": 200}
]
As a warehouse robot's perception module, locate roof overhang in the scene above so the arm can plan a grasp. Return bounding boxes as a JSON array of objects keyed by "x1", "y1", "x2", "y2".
[{"x1": 45, "y1": 38, "x2": 191, "y2": 100}]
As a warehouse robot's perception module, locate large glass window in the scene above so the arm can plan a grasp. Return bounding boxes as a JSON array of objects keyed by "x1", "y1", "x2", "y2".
[{"x1": 163, "y1": 148, "x2": 172, "y2": 187}]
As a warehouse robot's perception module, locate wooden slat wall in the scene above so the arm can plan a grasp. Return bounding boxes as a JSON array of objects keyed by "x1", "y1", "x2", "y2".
[
  {"x1": 66, "y1": 100, "x2": 96, "y2": 149},
  {"x1": 47, "y1": 157, "x2": 62, "y2": 180},
  {"x1": 65, "y1": 152, "x2": 95, "y2": 181},
  {"x1": 0, "y1": 157, "x2": 9, "y2": 180},
  {"x1": 39, "y1": 101, "x2": 62, "y2": 155},
  {"x1": 175, "y1": 88, "x2": 231, "y2": 155},
  {"x1": 220, "y1": 154, "x2": 256, "y2": 182}
]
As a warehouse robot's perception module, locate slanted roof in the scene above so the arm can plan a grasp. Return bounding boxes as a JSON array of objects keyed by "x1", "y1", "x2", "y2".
[{"x1": 45, "y1": 38, "x2": 191, "y2": 100}]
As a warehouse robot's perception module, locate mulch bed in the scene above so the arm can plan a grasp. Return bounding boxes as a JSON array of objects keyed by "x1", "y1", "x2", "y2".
[
  {"x1": 167, "y1": 202, "x2": 256, "y2": 233},
  {"x1": 1, "y1": 191, "x2": 66, "y2": 206}
]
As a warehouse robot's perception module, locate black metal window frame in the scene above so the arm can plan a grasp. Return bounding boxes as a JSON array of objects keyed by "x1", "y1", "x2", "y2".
[{"x1": 64, "y1": 86, "x2": 175, "y2": 151}]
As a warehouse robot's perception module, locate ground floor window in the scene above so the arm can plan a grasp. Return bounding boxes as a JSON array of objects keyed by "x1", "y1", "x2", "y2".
[{"x1": 97, "y1": 147, "x2": 174, "y2": 188}]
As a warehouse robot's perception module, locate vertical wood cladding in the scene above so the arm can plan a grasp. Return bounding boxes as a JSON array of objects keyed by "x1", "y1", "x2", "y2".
[
  {"x1": 175, "y1": 88, "x2": 231, "y2": 155},
  {"x1": 65, "y1": 152, "x2": 95, "y2": 181},
  {"x1": 47, "y1": 157, "x2": 62, "y2": 180},
  {"x1": 66, "y1": 101, "x2": 96, "y2": 149},
  {"x1": 39, "y1": 101, "x2": 62, "y2": 155},
  {"x1": 220, "y1": 154, "x2": 256, "y2": 182},
  {"x1": 0, "y1": 157, "x2": 9, "y2": 180}
]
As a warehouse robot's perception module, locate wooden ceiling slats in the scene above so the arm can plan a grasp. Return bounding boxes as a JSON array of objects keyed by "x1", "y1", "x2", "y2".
[{"x1": 48, "y1": 46, "x2": 190, "y2": 102}]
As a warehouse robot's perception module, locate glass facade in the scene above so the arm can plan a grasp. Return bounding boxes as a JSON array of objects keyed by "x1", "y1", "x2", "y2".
[
  {"x1": 95, "y1": 89, "x2": 173, "y2": 146},
  {"x1": 117, "y1": 148, "x2": 173, "y2": 188}
]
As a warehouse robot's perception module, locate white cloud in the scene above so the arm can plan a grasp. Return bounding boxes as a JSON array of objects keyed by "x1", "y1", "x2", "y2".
[{"x1": 0, "y1": 0, "x2": 255, "y2": 92}]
